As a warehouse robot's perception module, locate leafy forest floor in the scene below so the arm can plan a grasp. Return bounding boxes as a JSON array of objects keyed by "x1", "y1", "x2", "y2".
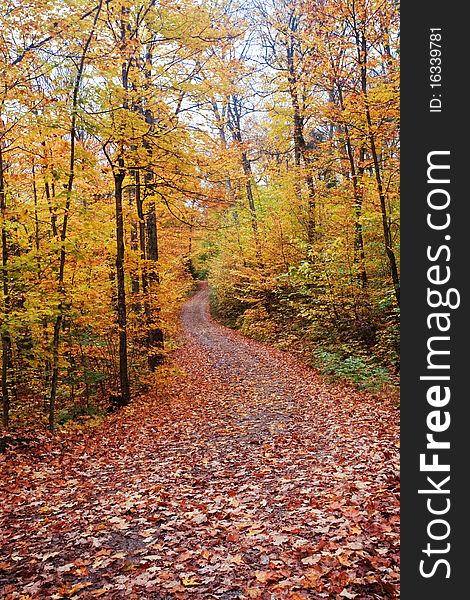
[{"x1": 0, "y1": 283, "x2": 400, "y2": 600}]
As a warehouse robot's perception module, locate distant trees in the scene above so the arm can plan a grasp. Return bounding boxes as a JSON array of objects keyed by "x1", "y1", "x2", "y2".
[{"x1": 198, "y1": 0, "x2": 400, "y2": 378}]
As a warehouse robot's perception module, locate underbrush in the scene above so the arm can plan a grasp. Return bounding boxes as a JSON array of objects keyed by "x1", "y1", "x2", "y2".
[
  {"x1": 56, "y1": 403, "x2": 105, "y2": 426},
  {"x1": 209, "y1": 283, "x2": 399, "y2": 396},
  {"x1": 312, "y1": 348, "x2": 391, "y2": 390}
]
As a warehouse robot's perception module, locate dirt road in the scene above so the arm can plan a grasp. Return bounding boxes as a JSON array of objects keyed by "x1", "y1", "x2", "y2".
[{"x1": 0, "y1": 283, "x2": 400, "y2": 599}]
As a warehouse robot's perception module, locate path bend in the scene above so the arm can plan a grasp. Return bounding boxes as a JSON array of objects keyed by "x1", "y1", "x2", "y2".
[{"x1": 0, "y1": 283, "x2": 400, "y2": 599}]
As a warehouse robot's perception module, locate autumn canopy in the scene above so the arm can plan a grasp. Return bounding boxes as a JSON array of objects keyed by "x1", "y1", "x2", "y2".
[{"x1": 0, "y1": 0, "x2": 399, "y2": 429}]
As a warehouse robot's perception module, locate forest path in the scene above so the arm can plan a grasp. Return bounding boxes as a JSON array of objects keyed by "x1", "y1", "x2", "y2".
[{"x1": 0, "y1": 283, "x2": 399, "y2": 599}]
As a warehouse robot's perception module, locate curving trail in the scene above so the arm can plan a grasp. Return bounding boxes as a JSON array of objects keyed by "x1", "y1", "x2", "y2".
[{"x1": 0, "y1": 283, "x2": 399, "y2": 599}]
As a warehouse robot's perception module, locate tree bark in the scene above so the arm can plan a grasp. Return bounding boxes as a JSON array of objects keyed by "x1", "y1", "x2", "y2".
[
  {"x1": 227, "y1": 96, "x2": 263, "y2": 267},
  {"x1": 130, "y1": 186, "x2": 140, "y2": 304},
  {"x1": 286, "y1": 31, "x2": 315, "y2": 244},
  {"x1": 145, "y1": 202, "x2": 164, "y2": 371},
  {"x1": 114, "y1": 163, "x2": 131, "y2": 403},
  {"x1": 355, "y1": 26, "x2": 399, "y2": 304},
  {"x1": 335, "y1": 80, "x2": 367, "y2": 288},
  {"x1": 0, "y1": 141, "x2": 12, "y2": 429}
]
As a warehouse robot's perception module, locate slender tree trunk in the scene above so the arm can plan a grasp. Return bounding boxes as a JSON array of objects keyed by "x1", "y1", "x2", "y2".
[
  {"x1": 0, "y1": 141, "x2": 11, "y2": 429},
  {"x1": 355, "y1": 28, "x2": 399, "y2": 303},
  {"x1": 286, "y1": 37, "x2": 303, "y2": 203},
  {"x1": 128, "y1": 35, "x2": 164, "y2": 373},
  {"x1": 114, "y1": 164, "x2": 131, "y2": 403},
  {"x1": 41, "y1": 141, "x2": 58, "y2": 238},
  {"x1": 129, "y1": 187, "x2": 141, "y2": 313},
  {"x1": 240, "y1": 152, "x2": 263, "y2": 267},
  {"x1": 32, "y1": 163, "x2": 41, "y2": 258},
  {"x1": 304, "y1": 173, "x2": 316, "y2": 245},
  {"x1": 367, "y1": 119, "x2": 400, "y2": 304},
  {"x1": 227, "y1": 97, "x2": 263, "y2": 267},
  {"x1": 286, "y1": 37, "x2": 315, "y2": 243},
  {"x1": 1, "y1": 333, "x2": 11, "y2": 429},
  {"x1": 130, "y1": 170, "x2": 144, "y2": 310},
  {"x1": 211, "y1": 99, "x2": 243, "y2": 267},
  {"x1": 130, "y1": 223, "x2": 140, "y2": 292},
  {"x1": 146, "y1": 203, "x2": 159, "y2": 268},
  {"x1": 335, "y1": 81, "x2": 367, "y2": 288},
  {"x1": 49, "y1": 1, "x2": 103, "y2": 430},
  {"x1": 135, "y1": 170, "x2": 147, "y2": 267},
  {"x1": 145, "y1": 202, "x2": 163, "y2": 371},
  {"x1": 210, "y1": 100, "x2": 237, "y2": 206},
  {"x1": 354, "y1": 146, "x2": 367, "y2": 287}
]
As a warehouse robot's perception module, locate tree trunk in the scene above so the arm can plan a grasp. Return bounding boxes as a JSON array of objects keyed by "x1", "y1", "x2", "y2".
[
  {"x1": 335, "y1": 80, "x2": 367, "y2": 288},
  {"x1": 130, "y1": 194, "x2": 140, "y2": 299},
  {"x1": 41, "y1": 141, "x2": 59, "y2": 238},
  {"x1": 145, "y1": 202, "x2": 164, "y2": 371},
  {"x1": 114, "y1": 165, "x2": 131, "y2": 403},
  {"x1": 227, "y1": 96, "x2": 263, "y2": 267},
  {"x1": 240, "y1": 152, "x2": 263, "y2": 267},
  {"x1": 356, "y1": 29, "x2": 399, "y2": 304},
  {"x1": 0, "y1": 141, "x2": 11, "y2": 429},
  {"x1": 286, "y1": 36, "x2": 315, "y2": 244},
  {"x1": 210, "y1": 100, "x2": 237, "y2": 206},
  {"x1": 49, "y1": 1, "x2": 103, "y2": 430}
]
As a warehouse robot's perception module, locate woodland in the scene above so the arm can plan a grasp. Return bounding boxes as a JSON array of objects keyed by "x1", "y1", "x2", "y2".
[{"x1": 0, "y1": 0, "x2": 400, "y2": 598}]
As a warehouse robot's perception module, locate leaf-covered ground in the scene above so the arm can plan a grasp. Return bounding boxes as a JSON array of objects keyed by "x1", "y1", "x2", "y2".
[{"x1": 0, "y1": 284, "x2": 400, "y2": 599}]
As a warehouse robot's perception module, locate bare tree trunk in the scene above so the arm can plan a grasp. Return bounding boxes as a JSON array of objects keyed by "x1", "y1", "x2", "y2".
[
  {"x1": 129, "y1": 169, "x2": 145, "y2": 312},
  {"x1": 136, "y1": 39, "x2": 164, "y2": 372},
  {"x1": 135, "y1": 170, "x2": 147, "y2": 267},
  {"x1": 210, "y1": 100, "x2": 237, "y2": 206},
  {"x1": 354, "y1": 146, "x2": 367, "y2": 288},
  {"x1": 32, "y1": 163, "x2": 41, "y2": 260},
  {"x1": 130, "y1": 215, "x2": 140, "y2": 297}
]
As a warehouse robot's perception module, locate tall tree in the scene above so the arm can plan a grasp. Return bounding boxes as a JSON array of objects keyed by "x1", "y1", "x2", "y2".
[{"x1": 49, "y1": 0, "x2": 104, "y2": 430}]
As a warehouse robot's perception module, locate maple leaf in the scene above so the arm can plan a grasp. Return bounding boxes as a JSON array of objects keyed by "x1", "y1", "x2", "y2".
[{"x1": 181, "y1": 576, "x2": 201, "y2": 586}]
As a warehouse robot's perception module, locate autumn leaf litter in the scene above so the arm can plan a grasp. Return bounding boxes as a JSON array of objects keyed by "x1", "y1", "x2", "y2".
[{"x1": 0, "y1": 287, "x2": 399, "y2": 599}]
